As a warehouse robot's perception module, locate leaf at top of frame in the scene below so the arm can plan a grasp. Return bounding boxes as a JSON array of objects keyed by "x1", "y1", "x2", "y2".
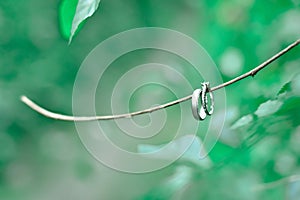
[{"x1": 59, "y1": 0, "x2": 101, "y2": 43}]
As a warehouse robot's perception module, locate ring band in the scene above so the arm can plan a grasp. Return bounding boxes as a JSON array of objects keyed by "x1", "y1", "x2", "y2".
[
  {"x1": 191, "y1": 89, "x2": 207, "y2": 120},
  {"x1": 201, "y1": 82, "x2": 214, "y2": 115}
]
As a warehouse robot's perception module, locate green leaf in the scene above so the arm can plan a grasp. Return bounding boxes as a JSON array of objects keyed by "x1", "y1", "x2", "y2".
[
  {"x1": 59, "y1": 0, "x2": 101, "y2": 43},
  {"x1": 231, "y1": 114, "x2": 253, "y2": 129},
  {"x1": 254, "y1": 100, "x2": 283, "y2": 117},
  {"x1": 59, "y1": 0, "x2": 79, "y2": 40},
  {"x1": 277, "y1": 73, "x2": 300, "y2": 97},
  {"x1": 290, "y1": 73, "x2": 300, "y2": 96},
  {"x1": 277, "y1": 81, "x2": 291, "y2": 96},
  {"x1": 69, "y1": 0, "x2": 101, "y2": 43},
  {"x1": 138, "y1": 135, "x2": 212, "y2": 168},
  {"x1": 252, "y1": 73, "x2": 300, "y2": 118},
  {"x1": 277, "y1": 96, "x2": 300, "y2": 122}
]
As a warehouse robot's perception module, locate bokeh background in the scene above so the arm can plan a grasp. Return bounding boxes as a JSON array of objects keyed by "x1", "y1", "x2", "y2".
[{"x1": 1, "y1": 0, "x2": 300, "y2": 199}]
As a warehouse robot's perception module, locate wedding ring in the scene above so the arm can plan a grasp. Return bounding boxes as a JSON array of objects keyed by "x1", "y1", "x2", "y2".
[
  {"x1": 191, "y1": 89, "x2": 207, "y2": 120},
  {"x1": 191, "y1": 82, "x2": 214, "y2": 120},
  {"x1": 201, "y1": 82, "x2": 214, "y2": 115}
]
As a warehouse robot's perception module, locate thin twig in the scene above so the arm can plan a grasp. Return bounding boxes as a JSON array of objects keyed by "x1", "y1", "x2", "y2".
[{"x1": 21, "y1": 39, "x2": 300, "y2": 121}]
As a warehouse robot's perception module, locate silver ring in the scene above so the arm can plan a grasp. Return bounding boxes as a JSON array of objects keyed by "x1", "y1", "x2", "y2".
[
  {"x1": 191, "y1": 89, "x2": 207, "y2": 120},
  {"x1": 201, "y1": 82, "x2": 214, "y2": 115}
]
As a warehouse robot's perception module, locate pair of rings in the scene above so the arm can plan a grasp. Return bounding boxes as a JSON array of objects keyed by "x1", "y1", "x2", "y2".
[{"x1": 191, "y1": 82, "x2": 214, "y2": 120}]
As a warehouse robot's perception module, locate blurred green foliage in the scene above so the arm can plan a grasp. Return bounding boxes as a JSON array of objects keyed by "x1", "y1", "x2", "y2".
[{"x1": 0, "y1": 0, "x2": 300, "y2": 199}]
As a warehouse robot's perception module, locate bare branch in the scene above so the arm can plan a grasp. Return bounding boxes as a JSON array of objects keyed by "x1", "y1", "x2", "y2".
[
  {"x1": 210, "y1": 39, "x2": 300, "y2": 91},
  {"x1": 21, "y1": 39, "x2": 300, "y2": 121}
]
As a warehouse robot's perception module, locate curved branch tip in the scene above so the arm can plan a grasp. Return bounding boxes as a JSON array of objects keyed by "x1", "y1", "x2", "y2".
[{"x1": 21, "y1": 39, "x2": 300, "y2": 121}]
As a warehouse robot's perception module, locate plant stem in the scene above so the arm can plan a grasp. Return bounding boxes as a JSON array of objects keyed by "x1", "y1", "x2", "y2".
[{"x1": 21, "y1": 39, "x2": 300, "y2": 121}]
